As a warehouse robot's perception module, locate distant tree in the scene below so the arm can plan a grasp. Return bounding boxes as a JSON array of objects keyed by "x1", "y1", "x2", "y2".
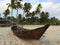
[
  {"x1": 22, "y1": 17, "x2": 26, "y2": 24},
  {"x1": 0, "y1": 13, "x2": 1, "y2": 18},
  {"x1": 3, "y1": 0, "x2": 60, "y2": 25},
  {"x1": 11, "y1": 16, "x2": 16, "y2": 22},
  {"x1": 31, "y1": 11, "x2": 35, "y2": 17},
  {"x1": 45, "y1": 12, "x2": 49, "y2": 22},
  {"x1": 40, "y1": 11, "x2": 49, "y2": 24},
  {"x1": 0, "y1": 13, "x2": 2, "y2": 19},
  {"x1": 30, "y1": 11, "x2": 35, "y2": 24},
  {"x1": 7, "y1": 16, "x2": 16, "y2": 22},
  {"x1": 17, "y1": 14, "x2": 22, "y2": 24},
  {"x1": 50, "y1": 17, "x2": 59, "y2": 25},
  {"x1": 35, "y1": 17, "x2": 39, "y2": 24}
]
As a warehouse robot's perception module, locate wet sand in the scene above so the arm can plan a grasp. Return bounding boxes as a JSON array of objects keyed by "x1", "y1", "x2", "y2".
[{"x1": 0, "y1": 25, "x2": 60, "y2": 45}]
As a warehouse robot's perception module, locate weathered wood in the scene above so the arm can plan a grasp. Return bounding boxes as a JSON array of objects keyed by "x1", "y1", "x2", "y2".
[{"x1": 11, "y1": 24, "x2": 50, "y2": 40}]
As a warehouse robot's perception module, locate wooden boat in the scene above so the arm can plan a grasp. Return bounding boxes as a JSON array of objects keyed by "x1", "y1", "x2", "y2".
[{"x1": 11, "y1": 24, "x2": 50, "y2": 40}]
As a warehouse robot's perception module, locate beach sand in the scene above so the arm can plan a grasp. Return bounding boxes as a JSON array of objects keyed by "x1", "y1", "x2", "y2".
[{"x1": 0, "y1": 25, "x2": 60, "y2": 45}]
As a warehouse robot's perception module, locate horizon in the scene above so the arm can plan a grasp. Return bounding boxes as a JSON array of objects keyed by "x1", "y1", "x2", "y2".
[{"x1": 0, "y1": 0, "x2": 60, "y2": 20}]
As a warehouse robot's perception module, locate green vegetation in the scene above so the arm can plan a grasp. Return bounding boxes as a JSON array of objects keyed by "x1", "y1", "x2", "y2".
[{"x1": 0, "y1": 0, "x2": 60, "y2": 25}]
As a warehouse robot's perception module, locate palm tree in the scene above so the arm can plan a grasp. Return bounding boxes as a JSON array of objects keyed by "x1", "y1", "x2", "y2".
[
  {"x1": 31, "y1": 11, "x2": 35, "y2": 17},
  {"x1": 45, "y1": 12, "x2": 49, "y2": 18},
  {"x1": 16, "y1": 1, "x2": 22, "y2": 19},
  {"x1": 23, "y1": 3, "x2": 32, "y2": 17},
  {"x1": 12, "y1": 0, "x2": 22, "y2": 24},
  {"x1": 7, "y1": 0, "x2": 22, "y2": 21},
  {"x1": 3, "y1": 9, "x2": 10, "y2": 20},
  {"x1": 33, "y1": 4, "x2": 42, "y2": 24},
  {"x1": 20, "y1": 2, "x2": 32, "y2": 27},
  {"x1": 40, "y1": 11, "x2": 49, "y2": 24},
  {"x1": 35, "y1": 4, "x2": 42, "y2": 14},
  {"x1": 7, "y1": 0, "x2": 17, "y2": 21}
]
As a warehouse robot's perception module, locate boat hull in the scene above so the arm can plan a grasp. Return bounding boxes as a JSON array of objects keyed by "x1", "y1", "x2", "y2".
[{"x1": 11, "y1": 24, "x2": 50, "y2": 40}]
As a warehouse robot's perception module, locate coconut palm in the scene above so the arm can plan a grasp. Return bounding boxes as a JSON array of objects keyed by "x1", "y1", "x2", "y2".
[
  {"x1": 20, "y1": 2, "x2": 32, "y2": 27},
  {"x1": 35, "y1": 4, "x2": 42, "y2": 14},
  {"x1": 7, "y1": 0, "x2": 17, "y2": 21},
  {"x1": 16, "y1": 1, "x2": 22, "y2": 18},
  {"x1": 7, "y1": 0, "x2": 22, "y2": 21},
  {"x1": 23, "y1": 2, "x2": 32, "y2": 17},
  {"x1": 12, "y1": 0, "x2": 22, "y2": 24},
  {"x1": 3, "y1": 9, "x2": 10, "y2": 20}
]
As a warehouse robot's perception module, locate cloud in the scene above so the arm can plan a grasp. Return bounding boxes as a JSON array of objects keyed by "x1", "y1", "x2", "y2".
[
  {"x1": 0, "y1": 0, "x2": 60, "y2": 19},
  {"x1": 0, "y1": 0, "x2": 10, "y2": 13},
  {"x1": 47, "y1": 0, "x2": 60, "y2": 3},
  {"x1": 30, "y1": 1, "x2": 60, "y2": 19},
  {"x1": 32, "y1": 0, "x2": 39, "y2": 2},
  {"x1": 41, "y1": 2, "x2": 60, "y2": 19},
  {"x1": 30, "y1": 3, "x2": 39, "y2": 12}
]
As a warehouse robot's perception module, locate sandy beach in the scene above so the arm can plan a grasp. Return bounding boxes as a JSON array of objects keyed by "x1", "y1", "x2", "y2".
[{"x1": 0, "y1": 25, "x2": 60, "y2": 45}]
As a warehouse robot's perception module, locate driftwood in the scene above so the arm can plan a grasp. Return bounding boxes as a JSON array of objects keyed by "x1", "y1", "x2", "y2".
[{"x1": 11, "y1": 24, "x2": 50, "y2": 40}]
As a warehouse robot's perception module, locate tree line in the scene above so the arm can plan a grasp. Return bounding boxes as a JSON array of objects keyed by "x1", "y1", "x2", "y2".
[{"x1": 0, "y1": 0, "x2": 60, "y2": 25}]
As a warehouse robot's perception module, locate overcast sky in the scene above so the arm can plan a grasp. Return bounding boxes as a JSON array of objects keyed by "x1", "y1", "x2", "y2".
[{"x1": 0, "y1": 0, "x2": 60, "y2": 19}]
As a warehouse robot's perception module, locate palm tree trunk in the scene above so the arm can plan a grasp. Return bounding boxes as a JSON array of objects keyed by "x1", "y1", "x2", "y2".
[
  {"x1": 11, "y1": 9, "x2": 13, "y2": 21},
  {"x1": 16, "y1": 9, "x2": 18, "y2": 24},
  {"x1": 16, "y1": 9, "x2": 18, "y2": 18},
  {"x1": 21, "y1": 11, "x2": 24, "y2": 28}
]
